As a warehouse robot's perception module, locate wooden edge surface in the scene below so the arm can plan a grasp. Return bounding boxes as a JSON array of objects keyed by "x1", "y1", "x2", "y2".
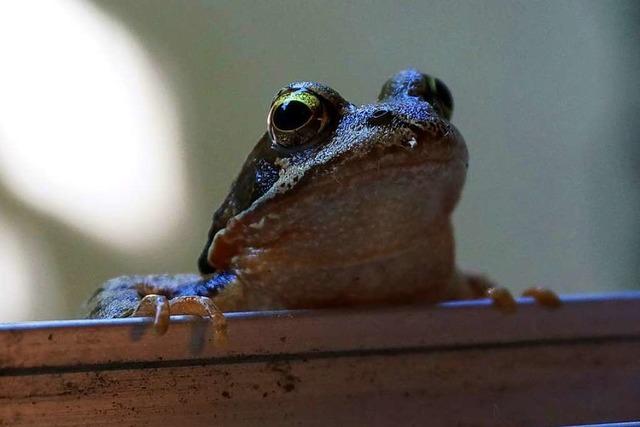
[{"x1": 1, "y1": 291, "x2": 640, "y2": 373}]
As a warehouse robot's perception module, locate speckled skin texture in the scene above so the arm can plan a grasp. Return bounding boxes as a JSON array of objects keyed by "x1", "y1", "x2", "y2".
[
  {"x1": 86, "y1": 274, "x2": 200, "y2": 319},
  {"x1": 86, "y1": 69, "x2": 482, "y2": 318}
]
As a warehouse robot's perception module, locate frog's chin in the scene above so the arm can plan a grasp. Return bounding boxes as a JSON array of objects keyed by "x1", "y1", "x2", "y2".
[
  {"x1": 208, "y1": 144, "x2": 464, "y2": 307},
  {"x1": 209, "y1": 144, "x2": 467, "y2": 271}
]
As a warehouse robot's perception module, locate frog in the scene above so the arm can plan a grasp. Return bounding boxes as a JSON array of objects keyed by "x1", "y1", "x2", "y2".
[{"x1": 86, "y1": 69, "x2": 559, "y2": 335}]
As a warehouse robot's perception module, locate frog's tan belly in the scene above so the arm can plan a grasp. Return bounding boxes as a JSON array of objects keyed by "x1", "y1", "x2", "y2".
[{"x1": 214, "y1": 157, "x2": 465, "y2": 310}]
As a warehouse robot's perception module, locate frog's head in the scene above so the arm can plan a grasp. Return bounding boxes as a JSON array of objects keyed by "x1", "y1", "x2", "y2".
[
  {"x1": 264, "y1": 68, "x2": 466, "y2": 187},
  {"x1": 268, "y1": 68, "x2": 460, "y2": 160},
  {"x1": 200, "y1": 69, "x2": 469, "y2": 274}
]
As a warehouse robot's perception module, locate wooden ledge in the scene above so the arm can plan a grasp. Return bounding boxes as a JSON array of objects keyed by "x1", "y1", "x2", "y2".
[{"x1": 1, "y1": 293, "x2": 640, "y2": 426}]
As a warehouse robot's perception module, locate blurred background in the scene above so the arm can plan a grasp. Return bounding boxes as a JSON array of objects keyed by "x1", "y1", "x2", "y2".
[{"x1": 0, "y1": 0, "x2": 638, "y2": 321}]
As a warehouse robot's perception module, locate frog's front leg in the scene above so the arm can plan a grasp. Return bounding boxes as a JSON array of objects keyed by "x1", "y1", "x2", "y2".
[
  {"x1": 454, "y1": 272, "x2": 561, "y2": 311},
  {"x1": 86, "y1": 273, "x2": 235, "y2": 337}
]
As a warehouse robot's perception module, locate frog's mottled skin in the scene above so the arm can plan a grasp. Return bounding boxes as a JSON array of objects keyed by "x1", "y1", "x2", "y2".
[{"x1": 87, "y1": 69, "x2": 516, "y2": 319}]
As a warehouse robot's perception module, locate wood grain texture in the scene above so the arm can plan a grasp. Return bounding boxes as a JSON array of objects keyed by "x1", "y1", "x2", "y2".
[{"x1": 1, "y1": 293, "x2": 640, "y2": 426}]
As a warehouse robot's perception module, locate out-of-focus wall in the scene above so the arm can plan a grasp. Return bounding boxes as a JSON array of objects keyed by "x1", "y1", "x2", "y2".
[{"x1": 0, "y1": 0, "x2": 638, "y2": 321}]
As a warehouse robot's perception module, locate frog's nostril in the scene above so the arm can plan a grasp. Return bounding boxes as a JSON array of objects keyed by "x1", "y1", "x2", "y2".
[
  {"x1": 368, "y1": 108, "x2": 392, "y2": 125},
  {"x1": 372, "y1": 109, "x2": 389, "y2": 118}
]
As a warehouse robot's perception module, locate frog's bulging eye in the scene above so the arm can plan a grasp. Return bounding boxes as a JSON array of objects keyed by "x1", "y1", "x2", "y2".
[
  {"x1": 268, "y1": 89, "x2": 330, "y2": 148},
  {"x1": 434, "y1": 78, "x2": 453, "y2": 120},
  {"x1": 425, "y1": 76, "x2": 454, "y2": 120},
  {"x1": 272, "y1": 100, "x2": 313, "y2": 131}
]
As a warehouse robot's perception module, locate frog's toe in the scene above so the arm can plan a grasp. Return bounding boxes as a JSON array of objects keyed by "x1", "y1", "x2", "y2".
[
  {"x1": 171, "y1": 296, "x2": 228, "y2": 344},
  {"x1": 132, "y1": 294, "x2": 171, "y2": 335},
  {"x1": 522, "y1": 286, "x2": 562, "y2": 308},
  {"x1": 486, "y1": 286, "x2": 517, "y2": 313}
]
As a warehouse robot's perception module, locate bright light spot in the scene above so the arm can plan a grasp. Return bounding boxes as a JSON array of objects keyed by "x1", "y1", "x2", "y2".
[{"x1": 0, "y1": 0, "x2": 185, "y2": 250}]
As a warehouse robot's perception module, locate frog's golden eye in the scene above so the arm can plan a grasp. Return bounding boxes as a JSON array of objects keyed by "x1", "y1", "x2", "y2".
[{"x1": 267, "y1": 89, "x2": 330, "y2": 148}]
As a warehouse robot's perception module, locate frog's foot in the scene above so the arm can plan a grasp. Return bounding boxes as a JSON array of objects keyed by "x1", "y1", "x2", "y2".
[
  {"x1": 133, "y1": 294, "x2": 227, "y2": 343},
  {"x1": 464, "y1": 274, "x2": 560, "y2": 312}
]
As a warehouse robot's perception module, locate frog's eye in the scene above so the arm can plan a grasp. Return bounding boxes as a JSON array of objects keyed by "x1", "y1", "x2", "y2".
[
  {"x1": 425, "y1": 76, "x2": 454, "y2": 120},
  {"x1": 267, "y1": 89, "x2": 330, "y2": 148}
]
